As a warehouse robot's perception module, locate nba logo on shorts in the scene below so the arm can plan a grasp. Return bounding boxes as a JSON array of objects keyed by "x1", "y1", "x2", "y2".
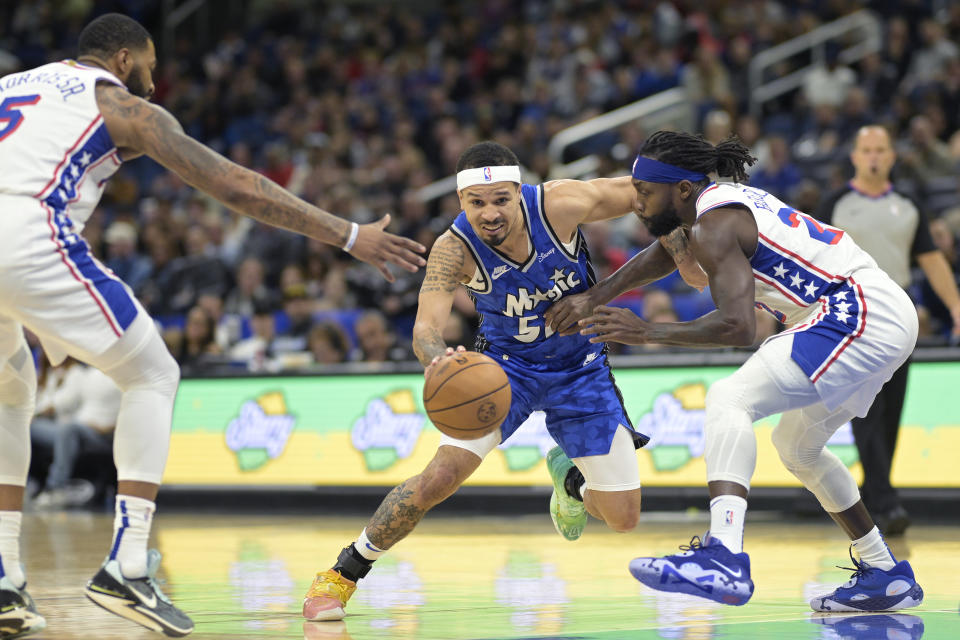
[
  {"x1": 483, "y1": 167, "x2": 492, "y2": 181},
  {"x1": 725, "y1": 510, "x2": 734, "y2": 525}
]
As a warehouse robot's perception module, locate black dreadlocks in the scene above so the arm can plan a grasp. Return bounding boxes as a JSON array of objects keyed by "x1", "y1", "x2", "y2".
[{"x1": 638, "y1": 131, "x2": 756, "y2": 184}]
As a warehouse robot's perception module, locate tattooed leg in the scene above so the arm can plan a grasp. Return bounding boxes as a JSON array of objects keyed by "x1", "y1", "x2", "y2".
[{"x1": 364, "y1": 445, "x2": 484, "y2": 549}]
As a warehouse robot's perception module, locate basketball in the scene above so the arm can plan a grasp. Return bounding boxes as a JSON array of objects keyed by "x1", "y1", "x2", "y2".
[{"x1": 423, "y1": 351, "x2": 512, "y2": 440}]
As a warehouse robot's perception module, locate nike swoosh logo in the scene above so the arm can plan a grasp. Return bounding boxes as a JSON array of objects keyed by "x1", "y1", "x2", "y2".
[
  {"x1": 365, "y1": 543, "x2": 379, "y2": 552},
  {"x1": 710, "y1": 558, "x2": 743, "y2": 578},
  {"x1": 132, "y1": 583, "x2": 157, "y2": 609}
]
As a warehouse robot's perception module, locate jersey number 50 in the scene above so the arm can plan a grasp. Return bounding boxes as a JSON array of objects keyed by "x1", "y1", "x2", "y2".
[{"x1": 0, "y1": 94, "x2": 42, "y2": 142}]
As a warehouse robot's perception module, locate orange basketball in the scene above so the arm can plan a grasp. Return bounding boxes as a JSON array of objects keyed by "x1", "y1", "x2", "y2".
[{"x1": 423, "y1": 351, "x2": 511, "y2": 440}]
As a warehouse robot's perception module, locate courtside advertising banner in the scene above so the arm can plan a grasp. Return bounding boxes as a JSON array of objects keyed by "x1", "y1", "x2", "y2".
[{"x1": 165, "y1": 362, "x2": 960, "y2": 487}]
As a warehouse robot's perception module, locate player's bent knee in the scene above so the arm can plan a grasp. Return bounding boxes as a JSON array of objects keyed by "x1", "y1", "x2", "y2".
[
  {"x1": 705, "y1": 375, "x2": 746, "y2": 415},
  {"x1": 592, "y1": 490, "x2": 642, "y2": 532},
  {"x1": 771, "y1": 429, "x2": 818, "y2": 473},
  {"x1": 603, "y1": 508, "x2": 640, "y2": 533}
]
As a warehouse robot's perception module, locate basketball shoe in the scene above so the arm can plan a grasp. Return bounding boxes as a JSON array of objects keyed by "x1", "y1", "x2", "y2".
[
  {"x1": 303, "y1": 570, "x2": 357, "y2": 621},
  {"x1": 0, "y1": 576, "x2": 45, "y2": 639},
  {"x1": 546, "y1": 447, "x2": 586, "y2": 541},
  {"x1": 629, "y1": 535, "x2": 754, "y2": 606},
  {"x1": 809, "y1": 547, "x2": 923, "y2": 612},
  {"x1": 84, "y1": 549, "x2": 194, "y2": 637},
  {"x1": 811, "y1": 613, "x2": 924, "y2": 639}
]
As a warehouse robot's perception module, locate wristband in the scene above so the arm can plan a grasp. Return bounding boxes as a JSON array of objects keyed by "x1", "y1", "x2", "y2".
[{"x1": 343, "y1": 222, "x2": 359, "y2": 252}]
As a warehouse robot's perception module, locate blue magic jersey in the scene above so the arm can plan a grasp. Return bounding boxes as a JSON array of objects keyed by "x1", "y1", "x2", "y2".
[
  {"x1": 451, "y1": 183, "x2": 603, "y2": 369},
  {"x1": 448, "y1": 182, "x2": 644, "y2": 457}
]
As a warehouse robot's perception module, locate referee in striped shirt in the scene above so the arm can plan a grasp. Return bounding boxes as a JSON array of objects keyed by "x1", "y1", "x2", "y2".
[{"x1": 816, "y1": 125, "x2": 960, "y2": 536}]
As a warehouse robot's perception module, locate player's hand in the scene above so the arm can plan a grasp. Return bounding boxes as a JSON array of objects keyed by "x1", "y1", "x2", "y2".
[
  {"x1": 424, "y1": 345, "x2": 466, "y2": 379},
  {"x1": 349, "y1": 213, "x2": 426, "y2": 282},
  {"x1": 578, "y1": 305, "x2": 650, "y2": 345},
  {"x1": 545, "y1": 290, "x2": 602, "y2": 336}
]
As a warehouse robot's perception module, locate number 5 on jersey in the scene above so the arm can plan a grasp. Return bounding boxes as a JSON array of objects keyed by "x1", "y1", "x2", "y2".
[
  {"x1": 0, "y1": 94, "x2": 42, "y2": 142},
  {"x1": 515, "y1": 314, "x2": 554, "y2": 342}
]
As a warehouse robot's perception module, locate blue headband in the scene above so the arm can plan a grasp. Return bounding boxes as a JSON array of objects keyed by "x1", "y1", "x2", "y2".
[{"x1": 632, "y1": 156, "x2": 707, "y2": 183}]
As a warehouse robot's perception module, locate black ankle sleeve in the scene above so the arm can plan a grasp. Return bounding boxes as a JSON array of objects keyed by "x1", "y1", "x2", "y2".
[
  {"x1": 564, "y1": 465, "x2": 585, "y2": 502},
  {"x1": 333, "y1": 545, "x2": 373, "y2": 582}
]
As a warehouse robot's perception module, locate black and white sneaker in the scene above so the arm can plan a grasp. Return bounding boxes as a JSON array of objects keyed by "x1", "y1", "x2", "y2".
[
  {"x1": 84, "y1": 549, "x2": 193, "y2": 637},
  {"x1": 0, "y1": 576, "x2": 46, "y2": 639}
]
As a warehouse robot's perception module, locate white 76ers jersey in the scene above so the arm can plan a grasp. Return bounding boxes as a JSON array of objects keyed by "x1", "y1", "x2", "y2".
[
  {"x1": 0, "y1": 60, "x2": 124, "y2": 230},
  {"x1": 696, "y1": 182, "x2": 878, "y2": 327}
]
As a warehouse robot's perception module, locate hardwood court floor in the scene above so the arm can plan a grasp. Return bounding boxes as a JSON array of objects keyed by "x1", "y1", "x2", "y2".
[{"x1": 17, "y1": 511, "x2": 960, "y2": 639}]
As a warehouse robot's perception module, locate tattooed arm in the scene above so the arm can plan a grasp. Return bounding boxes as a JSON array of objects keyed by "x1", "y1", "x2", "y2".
[
  {"x1": 412, "y1": 232, "x2": 472, "y2": 368},
  {"x1": 95, "y1": 82, "x2": 424, "y2": 281},
  {"x1": 659, "y1": 228, "x2": 708, "y2": 291}
]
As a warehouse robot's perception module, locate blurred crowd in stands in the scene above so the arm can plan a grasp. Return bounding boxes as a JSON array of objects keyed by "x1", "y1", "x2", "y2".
[{"x1": 3, "y1": 0, "x2": 959, "y2": 374}]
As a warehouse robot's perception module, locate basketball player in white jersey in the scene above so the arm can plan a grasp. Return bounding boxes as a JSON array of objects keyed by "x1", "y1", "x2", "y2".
[
  {"x1": 0, "y1": 13, "x2": 424, "y2": 638},
  {"x1": 546, "y1": 131, "x2": 924, "y2": 613}
]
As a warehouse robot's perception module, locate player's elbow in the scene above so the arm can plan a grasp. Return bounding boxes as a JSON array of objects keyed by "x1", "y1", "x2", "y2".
[{"x1": 719, "y1": 315, "x2": 755, "y2": 347}]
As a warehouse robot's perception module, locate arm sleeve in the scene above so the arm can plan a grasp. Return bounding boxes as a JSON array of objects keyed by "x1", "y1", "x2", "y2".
[{"x1": 907, "y1": 197, "x2": 937, "y2": 259}]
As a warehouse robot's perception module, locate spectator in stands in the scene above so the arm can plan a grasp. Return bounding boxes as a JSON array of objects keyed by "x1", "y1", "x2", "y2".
[
  {"x1": 225, "y1": 257, "x2": 274, "y2": 317},
  {"x1": 275, "y1": 284, "x2": 314, "y2": 354},
  {"x1": 802, "y1": 43, "x2": 855, "y2": 109},
  {"x1": 161, "y1": 224, "x2": 233, "y2": 314},
  {"x1": 353, "y1": 310, "x2": 414, "y2": 363},
  {"x1": 703, "y1": 109, "x2": 733, "y2": 146},
  {"x1": 900, "y1": 115, "x2": 957, "y2": 182},
  {"x1": 229, "y1": 299, "x2": 279, "y2": 371},
  {"x1": 308, "y1": 323, "x2": 350, "y2": 365},
  {"x1": 33, "y1": 364, "x2": 122, "y2": 510},
  {"x1": 682, "y1": 47, "x2": 733, "y2": 121},
  {"x1": 748, "y1": 135, "x2": 802, "y2": 200},
  {"x1": 905, "y1": 19, "x2": 959, "y2": 91},
  {"x1": 104, "y1": 221, "x2": 152, "y2": 292},
  {"x1": 167, "y1": 306, "x2": 222, "y2": 371}
]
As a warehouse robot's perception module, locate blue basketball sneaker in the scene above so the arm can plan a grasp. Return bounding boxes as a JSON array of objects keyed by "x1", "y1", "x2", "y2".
[
  {"x1": 628, "y1": 535, "x2": 754, "y2": 606},
  {"x1": 810, "y1": 547, "x2": 923, "y2": 612},
  {"x1": 811, "y1": 613, "x2": 924, "y2": 639}
]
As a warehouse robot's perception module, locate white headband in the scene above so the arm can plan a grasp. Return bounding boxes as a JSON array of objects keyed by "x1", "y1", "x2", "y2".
[{"x1": 456, "y1": 165, "x2": 522, "y2": 191}]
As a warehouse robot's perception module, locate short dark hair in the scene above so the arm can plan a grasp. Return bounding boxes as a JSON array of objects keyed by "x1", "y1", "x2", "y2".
[
  {"x1": 78, "y1": 13, "x2": 152, "y2": 58},
  {"x1": 456, "y1": 141, "x2": 520, "y2": 172}
]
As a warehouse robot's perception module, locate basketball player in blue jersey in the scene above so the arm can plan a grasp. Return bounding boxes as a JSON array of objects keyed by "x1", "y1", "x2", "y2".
[
  {"x1": 550, "y1": 131, "x2": 924, "y2": 613},
  {"x1": 303, "y1": 141, "x2": 708, "y2": 621},
  {"x1": 0, "y1": 13, "x2": 424, "y2": 639}
]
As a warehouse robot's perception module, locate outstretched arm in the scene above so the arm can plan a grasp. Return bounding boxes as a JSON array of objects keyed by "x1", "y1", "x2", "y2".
[
  {"x1": 544, "y1": 178, "x2": 706, "y2": 289},
  {"x1": 544, "y1": 238, "x2": 681, "y2": 334},
  {"x1": 96, "y1": 83, "x2": 424, "y2": 281},
  {"x1": 580, "y1": 209, "x2": 757, "y2": 347}
]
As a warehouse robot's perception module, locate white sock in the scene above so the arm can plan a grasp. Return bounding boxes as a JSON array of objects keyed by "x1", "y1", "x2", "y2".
[
  {"x1": 110, "y1": 495, "x2": 155, "y2": 579},
  {"x1": 852, "y1": 526, "x2": 896, "y2": 570},
  {"x1": 354, "y1": 528, "x2": 386, "y2": 562},
  {"x1": 0, "y1": 511, "x2": 25, "y2": 588},
  {"x1": 708, "y1": 495, "x2": 747, "y2": 553}
]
